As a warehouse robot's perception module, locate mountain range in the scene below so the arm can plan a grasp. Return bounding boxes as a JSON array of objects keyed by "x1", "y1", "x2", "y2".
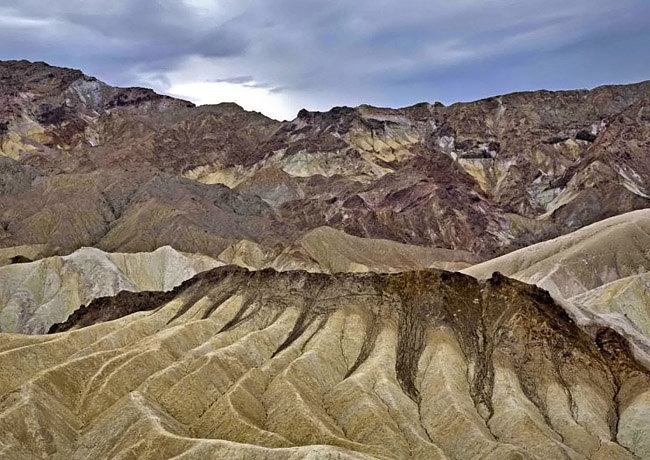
[
  {"x1": 1, "y1": 60, "x2": 649, "y2": 459},
  {"x1": 2, "y1": 60, "x2": 649, "y2": 261}
]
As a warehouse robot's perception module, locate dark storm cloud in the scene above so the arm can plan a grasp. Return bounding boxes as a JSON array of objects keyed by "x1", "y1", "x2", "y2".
[
  {"x1": 0, "y1": 1, "x2": 248, "y2": 83},
  {"x1": 0, "y1": 0, "x2": 648, "y2": 119}
]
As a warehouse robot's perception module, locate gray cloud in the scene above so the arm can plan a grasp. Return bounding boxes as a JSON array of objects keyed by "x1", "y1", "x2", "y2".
[
  {"x1": 0, "y1": 0, "x2": 648, "y2": 119},
  {"x1": 207, "y1": 75, "x2": 282, "y2": 91},
  {"x1": 209, "y1": 75, "x2": 256, "y2": 85}
]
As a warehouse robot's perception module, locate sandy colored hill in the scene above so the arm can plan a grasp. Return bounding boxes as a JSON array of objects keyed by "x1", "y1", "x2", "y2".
[
  {"x1": 463, "y1": 209, "x2": 650, "y2": 299},
  {"x1": 219, "y1": 226, "x2": 478, "y2": 273},
  {"x1": 0, "y1": 246, "x2": 221, "y2": 334},
  {"x1": 570, "y1": 272, "x2": 650, "y2": 337},
  {"x1": 292, "y1": 227, "x2": 478, "y2": 272},
  {"x1": 1, "y1": 267, "x2": 648, "y2": 459},
  {"x1": 463, "y1": 209, "x2": 650, "y2": 365},
  {"x1": 0, "y1": 243, "x2": 50, "y2": 266}
]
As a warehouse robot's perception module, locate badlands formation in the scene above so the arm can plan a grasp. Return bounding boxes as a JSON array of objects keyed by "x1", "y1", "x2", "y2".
[
  {"x1": 0, "y1": 60, "x2": 649, "y2": 459},
  {"x1": 3, "y1": 268, "x2": 650, "y2": 459},
  {"x1": 0, "y1": 229, "x2": 475, "y2": 336},
  {"x1": 463, "y1": 209, "x2": 650, "y2": 299},
  {"x1": 219, "y1": 226, "x2": 478, "y2": 273},
  {"x1": 464, "y1": 210, "x2": 650, "y2": 363}
]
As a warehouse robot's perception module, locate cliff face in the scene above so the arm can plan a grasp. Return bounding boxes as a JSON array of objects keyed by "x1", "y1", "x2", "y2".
[
  {"x1": 0, "y1": 266, "x2": 645, "y2": 459},
  {"x1": 1, "y1": 60, "x2": 649, "y2": 259}
]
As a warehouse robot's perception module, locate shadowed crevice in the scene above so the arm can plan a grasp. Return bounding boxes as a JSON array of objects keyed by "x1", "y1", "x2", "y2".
[
  {"x1": 344, "y1": 310, "x2": 380, "y2": 379},
  {"x1": 271, "y1": 307, "x2": 316, "y2": 358},
  {"x1": 201, "y1": 287, "x2": 243, "y2": 321},
  {"x1": 218, "y1": 295, "x2": 257, "y2": 332}
]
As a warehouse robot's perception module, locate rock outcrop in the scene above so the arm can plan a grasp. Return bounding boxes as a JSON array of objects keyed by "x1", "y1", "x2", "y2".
[
  {"x1": 1, "y1": 267, "x2": 648, "y2": 459},
  {"x1": 463, "y1": 209, "x2": 650, "y2": 365}
]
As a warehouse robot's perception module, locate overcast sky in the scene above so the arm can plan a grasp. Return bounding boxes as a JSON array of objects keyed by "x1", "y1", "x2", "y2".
[{"x1": 1, "y1": 1, "x2": 649, "y2": 120}]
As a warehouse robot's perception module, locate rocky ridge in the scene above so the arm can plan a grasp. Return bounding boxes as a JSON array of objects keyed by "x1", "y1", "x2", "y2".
[
  {"x1": 463, "y1": 209, "x2": 650, "y2": 366},
  {"x1": 0, "y1": 228, "x2": 478, "y2": 335},
  {"x1": 1, "y1": 266, "x2": 649, "y2": 459}
]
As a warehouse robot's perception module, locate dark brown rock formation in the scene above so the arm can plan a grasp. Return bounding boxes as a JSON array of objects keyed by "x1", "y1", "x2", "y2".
[{"x1": 1, "y1": 59, "x2": 649, "y2": 259}]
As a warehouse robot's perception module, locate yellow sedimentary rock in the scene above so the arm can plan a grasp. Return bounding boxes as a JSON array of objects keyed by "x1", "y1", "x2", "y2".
[{"x1": 0, "y1": 268, "x2": 647, "y2": 458}]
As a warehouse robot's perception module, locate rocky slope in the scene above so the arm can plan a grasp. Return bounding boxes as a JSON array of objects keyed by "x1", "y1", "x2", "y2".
[
  {"x1": 1, "y1": 267, "x2": 649, "y2": 459},
  {"x1": 1, "y1": 60, "x2": 649, "y2": 259},
  {"x1": 0, "y1": 60, "x2": 277, "y2": 174},
  {"x1": 0, "y1": 246, "x2": 221, "y2": 334},
  {"x1": 0, "y1": 162, "x2": 288, "y2": 258},
  {"x1": 230, "y1": 85, "x2": 650, "y2": 256},
  {"x1": 0, "y1": 226, "x2": 475, "y2": 336}
]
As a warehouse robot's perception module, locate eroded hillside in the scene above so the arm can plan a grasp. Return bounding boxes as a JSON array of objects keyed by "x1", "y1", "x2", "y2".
[
  {"x1": 1, "y1": 59, "x2": 650, "y2": 460},
  {"x1": 463, "y1": 209, "x2": 650, "y2": 362},
  {"x1": 1, "y1": 267, "x2": 648, "y2": 459}
]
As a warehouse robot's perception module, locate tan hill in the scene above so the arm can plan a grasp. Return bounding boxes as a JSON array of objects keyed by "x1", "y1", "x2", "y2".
[
  {"x1": 463, "y1": 209, "x2": 650, "y2": 299},
  {"x1": 2, "y1": 60, "x2": 649, "y2": 259},
  {"x1": 0, "y1": 164, "x2": 289, "y2": 259},
  {"x1": 570, "y1": 272, "x2": 650, "y2": 338},
  {"x1": 219, "y1": 226, "x2": 478, "y2": 273},
  {"x1": 463, "y1": 209, "x2": 650, "y2": 365},
  {"x1": 0, "y1": 246, "x2": 221, "y2": 334},
  {"x1": 1, "y1": 267, "x2": 648, "y2": 459},
  {"x1": 288, "y1": 226, "x2": 478, "y2": 272}
]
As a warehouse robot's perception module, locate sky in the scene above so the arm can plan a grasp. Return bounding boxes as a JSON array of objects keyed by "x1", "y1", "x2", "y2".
[{"x1": 0, "y1": 1, "x2": 649, "y2": 120}]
